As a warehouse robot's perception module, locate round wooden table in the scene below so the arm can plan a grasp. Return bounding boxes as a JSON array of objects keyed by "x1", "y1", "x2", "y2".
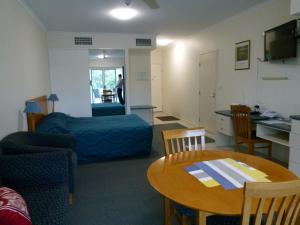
[{"x1": 147, "y1": 150, "x2": 298, "y2": 225}]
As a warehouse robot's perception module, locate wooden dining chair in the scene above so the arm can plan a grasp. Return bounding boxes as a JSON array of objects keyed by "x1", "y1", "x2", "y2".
[
  {"x1": 242, "y1": 180, "x2": 300, "y2": 225},
  {"x1": 231, "y1": 105, "x2": 272, "y2": 159},
  {"x1": 162, "y1": 127, "x2": 206, "y2": 225},
  {"x1": 162, "y1": 127, "x2": 206, "y2": 156}
]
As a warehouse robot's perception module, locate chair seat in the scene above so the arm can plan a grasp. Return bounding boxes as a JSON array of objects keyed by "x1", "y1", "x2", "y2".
[{"x1": 174, "y1": 203, "x2": 195, "y2": 217}]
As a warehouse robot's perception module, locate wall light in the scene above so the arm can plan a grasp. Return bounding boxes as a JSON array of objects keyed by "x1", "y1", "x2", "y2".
[
  {"x1": 157, "y1": 39, "x2": 173, "y2": 47},
  {"x1": 110, "y1": 8, "x2": 138, "y2": 20}
]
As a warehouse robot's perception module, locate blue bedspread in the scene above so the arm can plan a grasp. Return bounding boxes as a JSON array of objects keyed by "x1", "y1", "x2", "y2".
[
  {"x1": 36, "y1": 113, "x2": 153, "y2": 163},
  {"x1": 92, "y1": 103, "x2": 125, "y2": 117}
]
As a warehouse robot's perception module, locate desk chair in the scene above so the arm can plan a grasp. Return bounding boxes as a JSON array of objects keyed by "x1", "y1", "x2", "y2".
[
  {"x1": 231, "y1": 105, "x2": 272, "y2": 159},
  {"x1": 102, "y1": 89, "x2": 113, "y2": 103},
  {"x1": 92, "y1": 89, "x2": 101, "y2": 102},
  {"x1": 162, "y1": 127, "x2": 205, "y2": 155},
  {"x1": 242, "y1": 180, "x2": 300, "y2": 225},
  {"x1": 162, "y1": 128, "x2": 206, "y2": 225}
]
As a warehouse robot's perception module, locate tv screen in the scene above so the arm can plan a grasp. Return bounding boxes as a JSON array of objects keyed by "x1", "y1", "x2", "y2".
[{"x1": 264, "y1": 20, "x2": 297, "y2": 61}]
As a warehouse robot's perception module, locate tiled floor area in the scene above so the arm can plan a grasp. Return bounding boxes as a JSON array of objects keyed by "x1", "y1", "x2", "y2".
[{"x1": 153, "y1": 111, "x2": 218, "y2": 150}]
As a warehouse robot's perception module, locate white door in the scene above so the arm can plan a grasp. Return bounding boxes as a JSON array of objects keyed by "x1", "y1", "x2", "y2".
[
  {"x1": 151, "y1": 64, "x2": 163, "y2": 111},
  {"x1": 199, "y1": 51, "x2": 218, "y2": 133}
]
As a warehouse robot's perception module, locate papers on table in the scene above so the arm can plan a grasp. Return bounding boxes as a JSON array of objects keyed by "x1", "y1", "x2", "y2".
[{"x1": 184, "y1": 158, "x2": 270, "y2": 190}]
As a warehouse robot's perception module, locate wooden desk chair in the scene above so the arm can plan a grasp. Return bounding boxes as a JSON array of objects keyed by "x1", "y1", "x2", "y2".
[
  {"x1": 242, "y1": 180, "x2": 300, "y2": 225},
  {"x1": 231, "y1": 105, "x2": 272, "y2": 159},
  {"x1": 162, "y1": 127, "x2": 206, "y2": 225},
  {"x1": 162, "y1": 127, "x2": 206, "y2": 156},
  {"x1": 102, "y1": 89, "x2": 113, "y2": 103}
]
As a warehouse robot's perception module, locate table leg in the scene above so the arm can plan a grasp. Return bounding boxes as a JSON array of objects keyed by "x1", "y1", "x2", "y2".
[
  {"x1": 164, "y1": 197, "x2": 172, "y2": 225},
  {"x1": 197, "y1": 211, "x2": 207, "y2": 225}
]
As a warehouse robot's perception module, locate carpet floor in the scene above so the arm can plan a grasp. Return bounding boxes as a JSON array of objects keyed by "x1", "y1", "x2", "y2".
[{"x1": 68, "y1": 123, "x2": 186, "y2": 225}]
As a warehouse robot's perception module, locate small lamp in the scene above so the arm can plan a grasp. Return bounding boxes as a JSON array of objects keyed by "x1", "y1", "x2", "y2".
[
  {"x1": 24, "y1": 101, "x2": 42, "y2": 132},
  {"x1": 48, "y1": 94, "x2": 59, "y2": 112},
  {"x1": 24, "y1": 101, "x2": 42, "y2": 114}
]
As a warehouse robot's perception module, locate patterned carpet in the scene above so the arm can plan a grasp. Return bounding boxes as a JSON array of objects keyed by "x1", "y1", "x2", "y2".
[
  {"x1": 68, "y1": 123, "x2": 239, "y2": 225},
  {"x1": 68, "y1": 123, "x2": 185, "y2": 225}
]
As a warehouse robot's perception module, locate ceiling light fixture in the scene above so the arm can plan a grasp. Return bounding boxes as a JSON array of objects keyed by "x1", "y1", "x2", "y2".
[
  {"x1": 110, "y1": 8, "x2": 138, "y2": 20},
  {"x1": 157, "y1": 39, "x2": 173, "y2": 46}
]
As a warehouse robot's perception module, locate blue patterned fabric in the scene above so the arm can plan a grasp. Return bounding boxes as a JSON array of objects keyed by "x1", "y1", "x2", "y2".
[
  {"x1": 37, "y1": 113, "x2": 153, "y2": 163},
  {"x1": 92, "y1": 103, "x2": 125, "y2": 116},
  {"x1": 0, "y1": 131, "x2": 76, "y2": 194},
  {"x1": 0, "y1": 149, "x2": 69, "y2": 225}
]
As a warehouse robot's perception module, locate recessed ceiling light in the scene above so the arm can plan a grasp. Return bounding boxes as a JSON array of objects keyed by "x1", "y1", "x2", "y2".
[
  {"x1": 110, "y1": 8, "x2": 138, "y2": 20},
  {"x1": 157, "y1": 39, "x2": 173, "y2": 46}
]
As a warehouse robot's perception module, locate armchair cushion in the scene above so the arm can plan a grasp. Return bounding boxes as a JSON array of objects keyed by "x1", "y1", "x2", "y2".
[
  {"x1": 0, "y1": 187, "x2": 32, "y2": 225},
  {"x1": 0, "y1": 131, "x2": 77, "y2": 195},
  {"x1": 0, "y1": 132, "x2": 75, "y2": 155}
]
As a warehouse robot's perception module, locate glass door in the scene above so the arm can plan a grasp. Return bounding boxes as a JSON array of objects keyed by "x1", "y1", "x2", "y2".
[{"x1": 89, "y1": 68, "x2": 123, "y2": 104}]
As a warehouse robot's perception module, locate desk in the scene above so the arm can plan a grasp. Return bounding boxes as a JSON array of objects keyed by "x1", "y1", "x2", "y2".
[
  {"x1": 147, "y1": 150, "x2": 298, "y2": 225},
  {"x1": 215, "y1": 110, "x2": 300, "y2": 177},
  {"x1": 101, "y1": 93, "x2": 116, "y2": 103}
]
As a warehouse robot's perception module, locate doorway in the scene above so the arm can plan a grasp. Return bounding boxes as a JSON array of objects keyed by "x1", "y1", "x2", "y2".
[
  {"x1": 88, "y1": 49, "x2": 126, "y2": 117},
  {"x1": 199, "y1": 51, "x2": 218, "y2": 133},
  {"x1": 151, "y1": 64, "x2": 163, "y2": 111}
]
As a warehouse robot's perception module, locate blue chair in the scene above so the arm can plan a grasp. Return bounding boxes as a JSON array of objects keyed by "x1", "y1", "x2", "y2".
[
  {"x1": 0, "y1": 131, "x2": 77, "y2": 204},
  {"x1": 0, "y1": 144, "x2": 70, "y2": 225}
]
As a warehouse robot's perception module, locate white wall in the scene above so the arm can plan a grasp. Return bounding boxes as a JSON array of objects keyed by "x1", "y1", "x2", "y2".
[
  {"x1": 128, "y1": 49, "x2": 151, "y2": 106},
  {"x1": 49, "y1": 49, "x2": 91, "y2": 117},
  {"x1": 48, "y1": 32, "x2": 155, "y2": 115},
  {"x1": 48, "y1": 32, "x2": 156, "y2": 49},
  {"x1": 162, "y1": 0, "x2": 300, "y2": 126},
  {"x1": 291, "y1": 0, "x2": 300, "y2": 15},
  {"x1": 89, "y1": 58, "x2": 124, "y2": 68},
  {"x1": 0, "y1": 0, "x2": 50, "y2": 138}
]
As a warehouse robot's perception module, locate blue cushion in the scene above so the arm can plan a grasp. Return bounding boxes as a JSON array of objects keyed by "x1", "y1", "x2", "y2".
[
  {"x1": 37, "y1": 113, "x2": 69, "y2": 134},
  {"x1": 174, "y1": 203, "x2": 195, "y2": 217}
]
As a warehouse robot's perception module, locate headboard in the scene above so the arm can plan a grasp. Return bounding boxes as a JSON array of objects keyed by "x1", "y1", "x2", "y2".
[{"x1": 25, "y1": 95, "x2": 48, "y2": 131}]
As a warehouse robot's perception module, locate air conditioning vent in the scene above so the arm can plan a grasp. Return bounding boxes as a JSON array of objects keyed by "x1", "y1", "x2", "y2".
[
  {"x1": 74, "y1": 37, "x2": 93, "y2": 45},
  {"x1": 136, "y1": 38, "x2": 152, "y2": 46}
]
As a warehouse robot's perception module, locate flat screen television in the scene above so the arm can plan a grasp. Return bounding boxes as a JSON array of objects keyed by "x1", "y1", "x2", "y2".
[{"x1": 264, "y1": 20, "x2": 298, "y2": 61}]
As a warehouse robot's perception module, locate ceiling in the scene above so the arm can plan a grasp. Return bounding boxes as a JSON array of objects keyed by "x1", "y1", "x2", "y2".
[{"x1": 23, "y1": 0, "x2": 266, "y2": 38}]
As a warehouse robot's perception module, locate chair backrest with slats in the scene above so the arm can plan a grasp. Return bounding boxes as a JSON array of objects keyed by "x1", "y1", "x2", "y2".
[
  {"x1": 242, "y1": 180, "x2": 300, "y2": 225},
  {"x1": 162, "y1": 128, "x2": 205, "y2": 156},
  {"x1": 231, "y1": 105, "x2": 252, "y2": 140}
]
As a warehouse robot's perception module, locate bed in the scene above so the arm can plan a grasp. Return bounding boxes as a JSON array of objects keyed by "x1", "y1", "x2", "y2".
[
  {"x1": 92, "y1": 103, "x2": 125, "y2": 117},
  {"x1": 26, "y1": 96, "x2": 153, "y2": 163}
]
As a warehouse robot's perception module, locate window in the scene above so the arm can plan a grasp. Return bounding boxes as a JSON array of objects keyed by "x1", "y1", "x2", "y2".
[{"x1": 89, "y1": 68, "x2": 123, "y2": 103}]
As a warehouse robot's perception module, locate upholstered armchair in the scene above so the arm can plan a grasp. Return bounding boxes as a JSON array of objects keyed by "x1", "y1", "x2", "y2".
[{"x1": 0, "y1": 131, "x2": 77, "y2": 225}]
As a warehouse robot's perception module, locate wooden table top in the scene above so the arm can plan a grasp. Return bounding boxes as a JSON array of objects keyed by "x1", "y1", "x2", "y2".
[{"x1": 147, "y1": 150, "x2": 298, "y2": 215}]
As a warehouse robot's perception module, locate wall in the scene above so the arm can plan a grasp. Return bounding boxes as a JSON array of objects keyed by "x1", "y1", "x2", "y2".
[
  {"x1": 89, "y1": 58, "x2": 125, "y2": 68},
  {"x1": 0, "y1": 0, "x2": 50, "y2": 138},
  {"x1": 291, "y1": 0, "x2": 300, "y2": 15},
  {"x1": 49, "y1": 49, "x2": 90, "y2": 116},
  {"x1": 48, "y1": 32, "x2": 155, "y2": 116},
  {"x1": 48, "y1": 32, "x2": 156, "y2": 50},
  {"x1": 150, "y1": 48, "x2": 164, "y2": 111},
  {"x1": 129, "y1": 49, "x2": 151, "y2": 106},
  {"x1": 162, "y1": 0, "x2": 300, "y2": 125}
]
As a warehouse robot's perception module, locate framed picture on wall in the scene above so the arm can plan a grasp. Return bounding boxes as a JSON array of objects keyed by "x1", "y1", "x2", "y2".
[{"x1": 235, "y1": 40, "x2": 250, "y2": 70}]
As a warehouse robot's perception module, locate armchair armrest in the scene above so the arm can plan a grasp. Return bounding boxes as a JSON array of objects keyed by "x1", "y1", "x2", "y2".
[
  {"x1": 1, "y1": 131, "x2": 76, "y2": 150},
  {"x1": 0, "y1": 150, "x2": 69, "y2": 187},
  {"x1": 31, "y1": 132, "x2": 76, "y2": 149}
]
